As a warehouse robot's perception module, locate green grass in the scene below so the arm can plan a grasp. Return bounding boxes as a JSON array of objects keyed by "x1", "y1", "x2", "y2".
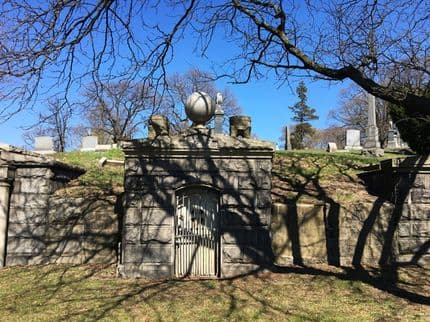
[
  {"x1": 272, "y1": 150, "x2": 408, "y2": 204},
  {"x1": 0, "y1": 264, "x2": 427, "y2": 321},
  {"x1": 54, "y1": 148, "x2": 124, "y2": 192},
  {"x1": 52, "y1": 148, "x2": 409, "y2": 202}
]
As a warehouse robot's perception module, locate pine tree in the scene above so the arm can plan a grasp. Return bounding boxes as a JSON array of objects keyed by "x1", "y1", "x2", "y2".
[{"x1": 289, "y1": 81, "x2": 319, "y2": 149}]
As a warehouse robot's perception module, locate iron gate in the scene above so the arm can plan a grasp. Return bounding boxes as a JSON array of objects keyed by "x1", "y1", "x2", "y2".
[{"x1": 174, "y1": 186, "x2": 219, "y2": 277}]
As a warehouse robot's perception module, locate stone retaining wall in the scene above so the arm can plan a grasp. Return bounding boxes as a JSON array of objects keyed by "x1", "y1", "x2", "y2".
[
  {"x1": 1, "y1": 145, "x2": 119, "y2": 266},
  {"x1": 272, "y1": 156, "x2": 430, "y2": 267}
]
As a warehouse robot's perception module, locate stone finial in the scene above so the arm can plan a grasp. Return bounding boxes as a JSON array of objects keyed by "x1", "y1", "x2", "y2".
[
  {"x1": 229, "y1": 116, "x2": 251, "y2": 139},
  {"x1": 185, "y1": 92, "x2": 215, "y2": 128},
  {"x1": 148, "y1": 115, "x2": 170, "y2": 139}
]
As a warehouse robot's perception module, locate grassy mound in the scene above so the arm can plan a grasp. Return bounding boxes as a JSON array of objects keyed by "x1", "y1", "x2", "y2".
[
  {"x1": 52, "y1": 148, "x2": 404, "y2": 201},
  {"x1": 54, "y1": 148, "x2": 125, "y2": 193}
]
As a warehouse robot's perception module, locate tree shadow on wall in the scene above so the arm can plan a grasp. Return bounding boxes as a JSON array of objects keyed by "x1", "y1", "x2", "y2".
[
  {"x1": 121, "y1": 130, "x2": 275, "y2": 278},
  {"x1": 6, "y1": 186, "x2": 122, "y2": 268},
  {"x1": 271, "y1": 152, "x2": 430, "y2": 305}
]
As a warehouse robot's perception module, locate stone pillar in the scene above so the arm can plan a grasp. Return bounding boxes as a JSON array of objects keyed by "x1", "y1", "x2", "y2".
[
  {"x1": 284, "y1": 126, "x2": 292, "y2": 150},
  {"x1": 364, "y1": 94, "x2": 381, "y2": 149},
  {"x1": 0, "y1": 165, "x2": 14, "y2": 267},
  {"x1": 214, "y1": 93, "x2": 225, "y2": 134}
]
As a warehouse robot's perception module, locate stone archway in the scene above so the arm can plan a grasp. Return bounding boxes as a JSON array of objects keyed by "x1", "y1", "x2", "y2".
[{"x1": 174, "y1": 186, "x2": 219, "y2": 277}]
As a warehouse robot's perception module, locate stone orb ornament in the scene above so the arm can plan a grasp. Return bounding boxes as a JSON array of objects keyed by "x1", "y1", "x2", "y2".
[{"x1": 185, "y1": 91, "x2": 215, "y2": 127}]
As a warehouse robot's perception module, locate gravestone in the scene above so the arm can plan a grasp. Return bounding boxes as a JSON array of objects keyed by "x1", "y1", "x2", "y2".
[
  {"x1": 344, "y1": 130, "x2": 362, "y2": 150},
  {"x1": 34, "y1": 136, "x2": 55, "y2": 154},
  {"x1": 364, "y1": 94, "x2": 383, "y2": 156},
  {"x1": 284, "y1": 126, "x2": 292, "y2": 150},
  {"x1": 80, "y1": 136, "x2": 98, "y2": 151},
  {"x1": 327, "y1": 142, "x2": 338, "y2": 152},
  {"x1": 386, "y1": 129, "x2": 400, "y2": 149}
]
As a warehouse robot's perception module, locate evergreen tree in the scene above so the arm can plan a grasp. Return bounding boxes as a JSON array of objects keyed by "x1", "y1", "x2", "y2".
[
  {"x1": 289, "y1": 81, "x2": 319, "y2": 149},
  {"x1": 289, "y1": 81, "x2": 319, "y2": 123}
]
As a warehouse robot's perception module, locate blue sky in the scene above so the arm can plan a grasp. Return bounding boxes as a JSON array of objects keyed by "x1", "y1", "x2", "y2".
[
  {"x1": 0, "y1": 2, "x2": 348, "y2": 149},
  {"x1": 0, "y1": 77, "x2": 346, "y2": 148}
]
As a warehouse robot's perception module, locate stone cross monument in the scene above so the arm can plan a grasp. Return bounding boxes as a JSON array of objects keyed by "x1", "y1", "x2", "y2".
[{"x1": 364, "y1": 94, "x2": 381, "y2": 149}]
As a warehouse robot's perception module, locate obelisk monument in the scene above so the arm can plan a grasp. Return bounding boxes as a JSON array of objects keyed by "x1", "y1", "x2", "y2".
[
  {"x1": 284, "y1": 125, "x2": 292, "y2": 150},
  {"x1": 364, "y1": 93, "x2": 383, "y2": 155}
]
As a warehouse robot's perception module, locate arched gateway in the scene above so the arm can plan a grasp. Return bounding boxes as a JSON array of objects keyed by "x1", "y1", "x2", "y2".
[{"x1": 175, "y1": 186, "x2": 219, "y2": 277}]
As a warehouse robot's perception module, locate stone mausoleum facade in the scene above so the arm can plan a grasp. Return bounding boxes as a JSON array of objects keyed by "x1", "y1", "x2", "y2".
[{"x1": 119, "y1": 93, "x2": 274, "y2": 279}]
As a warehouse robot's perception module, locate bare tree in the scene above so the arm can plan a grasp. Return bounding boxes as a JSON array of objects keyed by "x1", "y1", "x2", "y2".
[
  {"x1": 329, "y1": 84, "x2": 391, "y2": 147},
  {"x1": 0, "y1": 1, "x2": 428, "y2": 121},
  {"x1": 83, "y1": 80, "x2": 160, "y2": 143},
  {"x1": 23, "y1": 99, "x2": 74, "y2": 152},
  {"x1": 314, "y1": 126, "x2": 346, "y2": 150}
]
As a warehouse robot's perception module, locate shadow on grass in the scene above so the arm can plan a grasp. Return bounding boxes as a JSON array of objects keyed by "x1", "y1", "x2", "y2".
[{"x1": 4, "y1": 260, "x2": 427, "y2": 321}]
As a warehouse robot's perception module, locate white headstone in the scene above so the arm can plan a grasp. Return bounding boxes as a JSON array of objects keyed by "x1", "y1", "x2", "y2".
[
  {"x1": 34, "y1": 136, "x2": 55, "y2": 154},
  {"x1": 81, "y1": 136, "x2": 98, "y2": 151},
  {"x1": 95, "y1": 143, "x2": 117, "y2": 151},
  {"x1": 327, "y1": 142, "x2": 338, "y2": 152},
  {"x1": 345, "y1": 129, "x2": 362, "y2": 150}
]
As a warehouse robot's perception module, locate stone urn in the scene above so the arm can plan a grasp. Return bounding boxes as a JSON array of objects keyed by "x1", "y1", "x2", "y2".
[{"x1": 185, "y1": 92, "x2": 215, "y2": 127}]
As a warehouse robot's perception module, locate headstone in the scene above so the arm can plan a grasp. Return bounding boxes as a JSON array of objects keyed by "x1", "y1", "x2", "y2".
[
  {"x1": 34, "y1": 136, "x2": 55, "y2": 154},
  {"x1": 95, "y1": 143, "x2": 118, "y2": 151},
  {"x1": 214, "y1": 93, "x2": 225, "y2": 134},
  {"x1": 284, "y1": 126, "x2": 292, "y2": 150},
  {"x1": 364, "y1": 94, "x2": 383, "y2": 156},
  {"x1": 344, "y1": 129, "x2": 362, "y2": 150},
  {"x1": 386, "y1": 129, "x2": 400, "y2": 149},
  {"x1": 327, "y1": 142, "x2": 338, "y2": 152},
  {"x1": 80, "y1": 136, "x2": 98, "y2": 151}
]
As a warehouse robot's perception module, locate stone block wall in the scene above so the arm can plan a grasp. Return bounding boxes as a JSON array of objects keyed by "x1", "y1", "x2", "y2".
[
  {"x1": 1, "y1": 145, "x2": 120, "y2": 267},
  {"x1": 120, "y1": 128, "x2": 274, "y2": 278},
  {"x1": 272, "y1": 156, "x2": 430, "y2": 267}
]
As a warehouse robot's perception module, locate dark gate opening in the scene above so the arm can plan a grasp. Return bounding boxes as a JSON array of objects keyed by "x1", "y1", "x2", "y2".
[{"x1": 174, "y1": 186, "x2": 219, "y2": 277}]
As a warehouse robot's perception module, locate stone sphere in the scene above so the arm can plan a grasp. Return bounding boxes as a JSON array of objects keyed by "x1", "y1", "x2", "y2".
[{"x1": 185, "y1": 92, "x2": 215, "y2": 125}]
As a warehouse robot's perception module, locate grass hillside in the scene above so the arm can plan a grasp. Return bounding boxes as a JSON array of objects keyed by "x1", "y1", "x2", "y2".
[
  {"x1": 272, "y1": 150, "x2": 397, "y2": 204},
  {"x1": 53, "y1": 148, "x2": 400, "y2": 202},
  {"x1": 54, "y1": 148, "x2": 125, "y2": 193}
]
